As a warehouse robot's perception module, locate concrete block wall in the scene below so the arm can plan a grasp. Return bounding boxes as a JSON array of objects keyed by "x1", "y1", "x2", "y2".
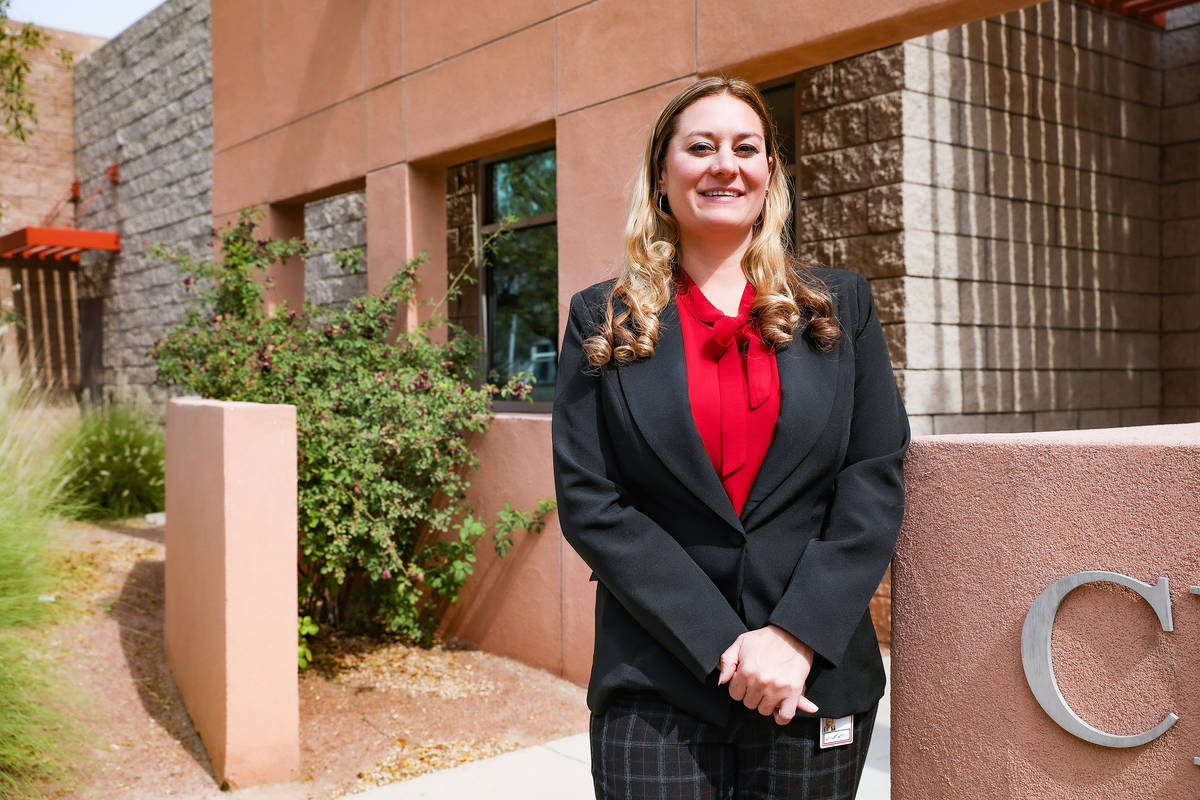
[
  {"x1": 901, "y1": 1, "x2": 1170, "y2": 435},
  {"x1": 794, "y1": 45, "x2": 906, "y2": 378},
  {"x1": 303, "y1": 190, "x2": 367, "y2": 311},
  {"x1": 73, "y1": 0, "x2": 212, "y2": 405},
  {"x1": 1162, "y1": 5, "x2": 1200, "y2": 424}
]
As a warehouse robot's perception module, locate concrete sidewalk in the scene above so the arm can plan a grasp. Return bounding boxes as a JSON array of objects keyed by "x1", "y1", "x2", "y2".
[{"x1": 345, "y1": 658, "x2": 891, "y2": 800}]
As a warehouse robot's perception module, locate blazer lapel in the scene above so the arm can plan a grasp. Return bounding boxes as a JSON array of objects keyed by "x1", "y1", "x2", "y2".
[
  {"x1": 742, "y1": 332, "x2": 843, "y2": 518},
  {"x1": 617, "y1": 301, "x2": 746, "y2": 534}
]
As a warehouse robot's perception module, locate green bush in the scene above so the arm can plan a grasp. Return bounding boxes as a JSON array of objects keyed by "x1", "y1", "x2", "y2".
[
  {"x1": 150, "y1": 208, "x2": 552, "y2": 643},
  {"x1": 0, "y1": 382, "x2": 80, "y2": 798},
  {"x1": 58, "y1": 403, "x2": 165, "y2": 521}
]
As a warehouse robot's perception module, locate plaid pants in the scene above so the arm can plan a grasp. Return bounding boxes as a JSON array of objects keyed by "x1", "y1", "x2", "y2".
[{"x1": 590, "y1": 691, "x2": 876, "y2": 800}]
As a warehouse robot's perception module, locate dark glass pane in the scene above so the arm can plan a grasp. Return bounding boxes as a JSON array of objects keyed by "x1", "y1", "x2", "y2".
[
  {"x1": 762, "y1": 83, "x2": 795, "y2": 169},
  {"x1": 486, "y1": 149, "x2": 557, "y2": 223},
  {"x1": 486, "y1": 223, "x2": 558, "y2": 401}
]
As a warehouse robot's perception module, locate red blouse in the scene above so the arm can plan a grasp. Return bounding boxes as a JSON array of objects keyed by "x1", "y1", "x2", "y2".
[{"x1": 675, "y1": 272, "x2": 781, "y2": 516}]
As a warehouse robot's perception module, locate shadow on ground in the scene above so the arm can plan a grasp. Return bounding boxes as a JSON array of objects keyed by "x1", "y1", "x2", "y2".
[{"x1": 107, "y1": 557, "x2": 216, "y2": 783}]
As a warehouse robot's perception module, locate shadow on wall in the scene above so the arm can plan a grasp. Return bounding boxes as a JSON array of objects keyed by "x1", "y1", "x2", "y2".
[
  {"x1": 901, "y1": 1, "x2": 1183, "y2": 434},
  {"x1": 107, "y1": 555, "x2": 214, "y2": 779}
]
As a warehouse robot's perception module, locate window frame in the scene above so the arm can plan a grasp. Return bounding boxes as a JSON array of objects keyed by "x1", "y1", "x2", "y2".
[{"x1": 474, "y1": 141, "x2": 558, "y2": 414}]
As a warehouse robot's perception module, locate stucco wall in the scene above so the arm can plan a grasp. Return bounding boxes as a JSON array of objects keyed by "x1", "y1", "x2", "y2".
[
  {"x1": 164, "y1": 397, "x2": 299, "y2": 787},
  {"x1": 73, "y1": 0, "x2": 212, "y2": 404},
  {"x1": 438, "y1": 414, "x2": 593, "y2": 685},
  {"x1": 892, "y1": 423, "x2": 1200, "y2": 798}
]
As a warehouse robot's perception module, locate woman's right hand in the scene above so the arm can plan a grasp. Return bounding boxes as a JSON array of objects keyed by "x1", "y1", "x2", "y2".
[{"x1": 717, "y1": 625, "x2": 818, "y2": 725}]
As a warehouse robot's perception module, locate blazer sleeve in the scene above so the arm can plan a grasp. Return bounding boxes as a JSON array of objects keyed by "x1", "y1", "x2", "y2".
[
  {"x1": 767, "y1": 272, "x2": 909, "y2": 667},
  {"x1": 552, "y1": 290, "x2": 748, "y2": 682}
]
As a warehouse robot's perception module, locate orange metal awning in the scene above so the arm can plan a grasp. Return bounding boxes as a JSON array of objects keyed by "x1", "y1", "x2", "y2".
[{"x1": 0, "y1": 226, "x2": 121, "y2": 263}]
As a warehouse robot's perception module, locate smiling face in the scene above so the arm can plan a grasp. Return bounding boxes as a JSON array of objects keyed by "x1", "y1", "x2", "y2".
[{"x1": 658, "y1": 92, "x2": 773, "y2": 247}]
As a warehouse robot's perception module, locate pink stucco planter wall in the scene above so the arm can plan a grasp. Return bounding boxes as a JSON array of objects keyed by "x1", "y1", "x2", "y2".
[
  {"x1": 438, "y1": 413, "x2": 595, "y2": 686},
  {"x1": 164, "y1": 397, "x2": 300, "y2": 788},
  {"x1": 892, "y1": 423, "x2": 1200, "y2": 799}
]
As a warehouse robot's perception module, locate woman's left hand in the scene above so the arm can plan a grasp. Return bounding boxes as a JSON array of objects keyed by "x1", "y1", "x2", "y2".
[{"x1": 717, "y1": 625, "x2": 818, "y2": 725}]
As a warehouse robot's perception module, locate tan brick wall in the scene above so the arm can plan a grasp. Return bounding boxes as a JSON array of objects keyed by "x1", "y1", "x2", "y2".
[
  {"x1": 0, "y1": 24, "x2": 107, "y2": 388},
  {"x1": 0, "y1": 25, "x2": 106, "y2": 231}
]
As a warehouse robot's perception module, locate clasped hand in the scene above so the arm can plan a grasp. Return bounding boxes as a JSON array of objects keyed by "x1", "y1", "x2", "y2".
[{"x1": 717, "y1": 624, "x2": 817, "y2": 726}]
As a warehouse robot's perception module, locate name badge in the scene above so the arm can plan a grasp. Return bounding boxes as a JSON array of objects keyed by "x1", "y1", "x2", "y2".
[{"x1": 818, "y1": 714, "x2": 854, "y2": 749}]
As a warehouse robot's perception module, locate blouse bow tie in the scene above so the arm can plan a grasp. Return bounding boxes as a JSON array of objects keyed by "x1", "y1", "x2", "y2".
[{"x1": 681, "y1": 287, "x2": 773, "y2": 478}]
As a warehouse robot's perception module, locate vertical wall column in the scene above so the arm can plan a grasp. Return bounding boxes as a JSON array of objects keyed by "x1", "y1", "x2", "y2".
[
  {"x1": 365, "y1": 162, "x2": 447, "y2": 332},
  {"x1": 264, "y1": 203, "x2": 305, "y2": 314},
  {"x1": 164, "y1": 397, "x2": 298, "y2": 788}
]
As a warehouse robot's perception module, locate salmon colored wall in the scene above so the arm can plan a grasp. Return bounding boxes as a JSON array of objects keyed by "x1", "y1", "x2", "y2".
[
  {"x1": 892, "y1": 424, "x2": 1200, "y2": 799},
  {"x1": 210, "y1": 0, "x2": 1040, "y2": 305},
  {"x1": 164, "y1": 398, "x2": 300, "y2": 788},
  {"x1": 436, "y1": 414, "x2": 596, "y2": 684},
  {"x1": 695, "y1": 0, "x2": 1039, "y2": 81}
]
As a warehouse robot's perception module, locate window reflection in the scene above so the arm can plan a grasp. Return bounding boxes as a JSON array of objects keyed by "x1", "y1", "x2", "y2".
[{"x1": 487, "y1": 149, "x2": 557, "y2": 223}]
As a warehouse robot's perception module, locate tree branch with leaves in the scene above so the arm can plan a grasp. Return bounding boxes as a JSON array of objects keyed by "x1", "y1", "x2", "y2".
[{"x1": 0, "y1": 0, "x2": 74, "y2": 142}]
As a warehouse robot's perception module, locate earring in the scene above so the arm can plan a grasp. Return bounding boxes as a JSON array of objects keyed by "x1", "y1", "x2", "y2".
[{"x1": 656, "y1": 192, "x2": 671, "y2": 216}]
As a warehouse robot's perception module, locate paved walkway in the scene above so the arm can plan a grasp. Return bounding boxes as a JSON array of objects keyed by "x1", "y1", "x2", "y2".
[{"x1": 345, "y1": 658, "x2": 891, "y2": 800}]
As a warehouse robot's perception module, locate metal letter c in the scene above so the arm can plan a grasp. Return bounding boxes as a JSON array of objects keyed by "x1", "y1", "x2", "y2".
[{"x1": 1021, "y1": 570, "x2": 1178, "y2": 748}]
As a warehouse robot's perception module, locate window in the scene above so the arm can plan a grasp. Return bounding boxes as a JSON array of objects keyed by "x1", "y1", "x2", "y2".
[{"x1": 479, "y1": 146, "x2": 558, "y2": 407}]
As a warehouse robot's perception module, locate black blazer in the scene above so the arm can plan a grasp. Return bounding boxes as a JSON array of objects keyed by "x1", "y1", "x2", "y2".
[{"x1": 551, "y1": 268, "x2": 909, "y2": 729}]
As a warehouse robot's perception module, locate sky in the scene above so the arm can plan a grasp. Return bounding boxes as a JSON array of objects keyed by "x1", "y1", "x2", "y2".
[{"x1": 5, "y1": 0, "x2": 165, "y2": 39}]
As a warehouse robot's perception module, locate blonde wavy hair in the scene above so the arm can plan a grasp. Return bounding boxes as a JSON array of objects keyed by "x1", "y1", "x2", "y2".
[{"x1": 583, "y1": 77, "x2": 840, "y2": 367}]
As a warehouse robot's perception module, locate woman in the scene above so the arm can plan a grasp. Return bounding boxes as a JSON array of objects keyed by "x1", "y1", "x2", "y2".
[{"x1": 551, "y1": 76, "x2": 908, "y2": 799}]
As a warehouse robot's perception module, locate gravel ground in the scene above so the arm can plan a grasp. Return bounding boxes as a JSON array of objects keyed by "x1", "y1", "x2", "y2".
[{"x1": 35, "y1": 520, "x2": 589, "y2": 799}]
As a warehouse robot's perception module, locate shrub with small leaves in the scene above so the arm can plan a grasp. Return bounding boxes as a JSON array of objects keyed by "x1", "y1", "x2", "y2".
[
  {"x1": 59, "y1": 403, "x2": 165, "y2": 521},
  {"x1": 150, "y1": 208, "x2": 554, "y2": 644},
  {"x1": 298, "y1": 615, "x2": 319, "y2": 669}
]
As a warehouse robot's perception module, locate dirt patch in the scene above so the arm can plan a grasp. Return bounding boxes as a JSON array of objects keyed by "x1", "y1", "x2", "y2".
[{"x1": 37, "y1": 521, "x2": 589, "y2": 799}]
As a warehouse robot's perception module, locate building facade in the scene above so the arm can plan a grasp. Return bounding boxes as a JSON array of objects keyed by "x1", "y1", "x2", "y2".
[
  {"x1": 18, "y1": 0, "x2": 1191, "y2": 430},
  {"x1": 1, "y1": 0, "x2": 1197, "y2": 669},
  {"x1": 0, "y1": 23, "x2": 106, "y2": 387}
]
